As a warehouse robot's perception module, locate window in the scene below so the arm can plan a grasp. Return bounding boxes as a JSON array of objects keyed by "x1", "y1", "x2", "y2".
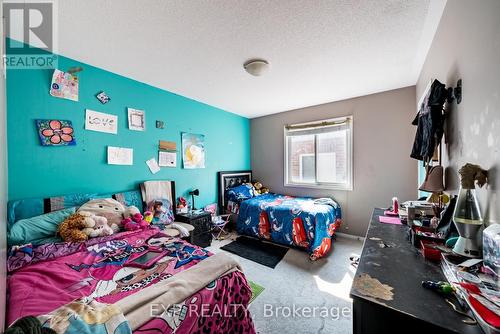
[{"x1": 284, "y1": 116, "x2": 353, "y2": 190}]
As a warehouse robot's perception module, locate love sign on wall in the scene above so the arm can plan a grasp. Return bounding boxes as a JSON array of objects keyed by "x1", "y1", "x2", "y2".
[{"x1": 85, "y1": 109, "x2": 118, "y2": 134}]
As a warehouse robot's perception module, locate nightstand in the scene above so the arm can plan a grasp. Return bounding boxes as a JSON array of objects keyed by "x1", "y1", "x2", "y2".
[{"x1": 175, "y1": 211, "x2": 212, "y2": 248}]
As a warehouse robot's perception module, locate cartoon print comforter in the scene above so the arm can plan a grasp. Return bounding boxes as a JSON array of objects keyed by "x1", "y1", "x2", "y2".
[
  {"x1": 7, "y1": 228, "x2": 255, "y2": 334},
  {"x1": 237, "y1": 193, "x2": 342, "y2": 260}
]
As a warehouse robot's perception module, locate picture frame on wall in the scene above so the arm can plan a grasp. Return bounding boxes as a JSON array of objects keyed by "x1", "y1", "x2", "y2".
[
  {"x1": 36, "y1": 119, "x2": 76, "y2": 146},
  {"x1": 127, "y1": 108, "x2": 145, "y2": 131}
]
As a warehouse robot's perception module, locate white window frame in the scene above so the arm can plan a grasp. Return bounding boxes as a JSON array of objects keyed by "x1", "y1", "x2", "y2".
[{"x1": 284, "y1": 116, "x2": 353, "y2": 191}]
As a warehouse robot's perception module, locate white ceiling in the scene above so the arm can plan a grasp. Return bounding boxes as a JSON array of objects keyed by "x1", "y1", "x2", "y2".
[{"x1": 54, "y1": 0, "x2": 446, "y2": 118}]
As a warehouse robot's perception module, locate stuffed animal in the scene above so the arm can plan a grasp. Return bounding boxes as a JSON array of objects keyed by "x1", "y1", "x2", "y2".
[
  {"x1": 251, "y1": 180, "x2": 269, "y2": 195},
  {"x1": 58, "y1": 212, "x2": 95, "y2": 242},
  {"x1": 77, "y1": 199, "x2": 126, "y2": 233},
  {"x1": 80, "y1": 211, "x2": 114, "y2": 238},
  {"x1": 144, "y1": 211, "x2": 153, "y2": 224},
  {"x1": 147, "y1": 199, "x2": 175, "y2": 225},
  {"x1": 121, "y1": 206, "x2": 149, "y2": 231},
  {"x1": 177, "y1": 197, "x2": 188, "y2": 213},
  {"x1": 253, "y1": 181, "x2": 263, "y2": 193}
]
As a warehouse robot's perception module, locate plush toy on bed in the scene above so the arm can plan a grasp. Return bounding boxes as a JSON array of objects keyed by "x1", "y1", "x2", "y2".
[
  {"x1": 58, "y1": 211, "x2": 113, "y2": 242},
  {"x1": 77, "y1": 198, "x2": 126, "y2": 233},
  {"x1": 252, "y1": 180, "x2": 270, "y2": 195},
  {"x1": 81, "y1": 211, "x2": 114, "y2": 238},
  {"x1": 121, "y1": 206, "x2": 149, "y2": 231}
]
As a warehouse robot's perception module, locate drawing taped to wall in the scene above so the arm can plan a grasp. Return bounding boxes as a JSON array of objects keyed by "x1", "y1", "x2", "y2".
[
  {"x1": 128, "y1": 108, "x2": 146, "y2": 131},
  {"x1": 49, "y1": 69, "x2": 79, "y2": 101},
  {"x1": 107, "y1": 146, "x2": 133, "y2": 165},
  {"x1": 36, "y1": 119, "x2": 76, "y2": 146},
  {"x1": 182, "y1": 132, "x2": 205, "y2": 169},
  {"x1": 159, "y1": 151, "x2": 176, "y2": 167},
  {"x1": 85, "y1": 109, "x2": 118, "y2": 134}
]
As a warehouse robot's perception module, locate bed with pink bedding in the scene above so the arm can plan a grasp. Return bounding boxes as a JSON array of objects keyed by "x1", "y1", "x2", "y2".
[{"x1": 7, "y1": 228, "x2": 256, "y2": 333}]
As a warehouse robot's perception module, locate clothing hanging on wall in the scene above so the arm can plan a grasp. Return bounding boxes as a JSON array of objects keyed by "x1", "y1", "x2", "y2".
[{"x1": 410, "y1": 79, "x2": 448, "y2": 161}]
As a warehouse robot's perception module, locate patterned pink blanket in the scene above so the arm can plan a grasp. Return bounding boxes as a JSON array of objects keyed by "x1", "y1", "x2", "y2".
[{"x1": 7, "y1": 228, "x2": 255, "y2": 333}]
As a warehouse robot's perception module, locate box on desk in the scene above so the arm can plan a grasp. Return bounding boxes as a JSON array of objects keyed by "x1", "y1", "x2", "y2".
[{"x1": 483, "y1": 223, "x2": 500, "y2": 280}]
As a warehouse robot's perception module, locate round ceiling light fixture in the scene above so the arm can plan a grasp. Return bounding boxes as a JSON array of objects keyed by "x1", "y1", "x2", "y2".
[{"x1": 243, "y1": 59, "x2": 270, "y2": 76}]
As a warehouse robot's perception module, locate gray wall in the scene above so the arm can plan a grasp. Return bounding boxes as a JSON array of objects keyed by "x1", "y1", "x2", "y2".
[
  {"x1": 251, "y1": 86, "x2": 417, "y2": 236},
  {"x1": 417, "y1": 0, "x2": 500, "y2": 226}
]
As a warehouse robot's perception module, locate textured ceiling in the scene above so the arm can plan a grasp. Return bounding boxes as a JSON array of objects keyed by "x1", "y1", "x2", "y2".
[{"x1": 54, "y1": 0, "x2": 446, "y2": 118}]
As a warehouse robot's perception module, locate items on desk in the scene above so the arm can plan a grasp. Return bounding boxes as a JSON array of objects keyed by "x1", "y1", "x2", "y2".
[
  {"x1": 452, "y1": 163, "x2": 488, "y2": 258},
  {"x1": 441, "y1": 253, "x2": 500, "y2": 331},
  {"x1": 420, "y1": 240, "x2": 443, "y2": 261},
  {"x1": 411, "y1": 220, "x2": 446, "y2": 248},
  {"x1": 400, "y1": 200, "x2": 435, "y2": 222},
  {"x1": 378, "y1": 215, "x2": 402, "y2": 225},
  {"x1": 436, "y1": 195, "x2": 457, "y2": 238},
  {"x1": 419, "y1": 165, "x2": 445, "y2": 193},
  {"x1": 445, "y1": 298, "x2": 478, "y2": 325},
  {"x1": 384, "y1": 196, "x2": 399, "y2": 216},
  {"x1": 422, "y1": 280, "x2": 455, "y2": 295},
  {"x1": 392, "y1": 197, "x2": 399, "y2": 214},
  {"x1": 483, "y1": 223, "x2": 500, "y2": 280}
]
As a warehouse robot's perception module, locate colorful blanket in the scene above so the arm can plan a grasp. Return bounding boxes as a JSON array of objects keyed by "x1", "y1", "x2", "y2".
[
  {"x1": 237, "y1": 193, "x2": 342, "y2": 260},
  {"x1": 7, "y1": 228, "x2": 255, "y2": 333}
]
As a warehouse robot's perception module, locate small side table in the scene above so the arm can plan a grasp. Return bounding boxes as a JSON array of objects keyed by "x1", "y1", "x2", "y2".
[{"x1": 175, "y1": 211, "x2": 212, "y2": 248}]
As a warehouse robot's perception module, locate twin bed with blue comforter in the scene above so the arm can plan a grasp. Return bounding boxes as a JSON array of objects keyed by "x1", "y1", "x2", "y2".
[
  {"x1": 219, "y1": 172, "x2": 342, "y2": 260},
  {"x1": 236, "y1": 193, "x2": 342, "y2": 260}
]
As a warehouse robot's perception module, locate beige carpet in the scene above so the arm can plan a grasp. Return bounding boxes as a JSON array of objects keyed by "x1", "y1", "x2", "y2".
[{"x1": 207, "y1": 234, "x2": 363, "y2": 334}]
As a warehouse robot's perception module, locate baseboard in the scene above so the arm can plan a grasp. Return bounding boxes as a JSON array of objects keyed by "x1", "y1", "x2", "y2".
[{"x1": 335, "y1": 232, "x2": 365, "y2": 242}]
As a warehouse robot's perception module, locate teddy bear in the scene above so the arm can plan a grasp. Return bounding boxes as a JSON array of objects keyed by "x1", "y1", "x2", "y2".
[
  {"x1": 80, "y1": 211, "x2": 114, "y2": 238},
  {"x1": 252, "y1": 181, "x2": 263, "y2": 195},
  {"x1": 58, "y1": 212, "x2": 95, "y2": 242},
  {"x1": 121, "y1": 206, "x2": 149, "y2": 231},
  {"x1": 58, "y1": 211, "x2": 114, "y2": 242},
  {"x1": 251, "y1": 180, "x2": 269, "y2": 195}
]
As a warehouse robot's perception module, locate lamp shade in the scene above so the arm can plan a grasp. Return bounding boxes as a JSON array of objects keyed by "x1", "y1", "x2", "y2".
[{"x1": 419, "y1": 165, "x2": 445, "y2": 193}]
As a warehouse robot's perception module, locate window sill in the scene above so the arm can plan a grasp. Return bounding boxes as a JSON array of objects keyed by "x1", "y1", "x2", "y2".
[{"x1": 284, "y1": 182, "x2": 353, "y2": 191}]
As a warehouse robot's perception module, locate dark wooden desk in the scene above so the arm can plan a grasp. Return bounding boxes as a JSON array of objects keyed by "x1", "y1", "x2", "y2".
[{"x1": 350, "y1": 208, "x2": 483, "y2": 334}]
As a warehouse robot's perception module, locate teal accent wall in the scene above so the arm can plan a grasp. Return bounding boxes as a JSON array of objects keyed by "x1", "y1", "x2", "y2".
[
  {"x1": 6, "y1": 50, "x2": 250, "y2": 207},
  {"x1": 418, "y1": 161, "x2": 426, "y2": 198}
]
